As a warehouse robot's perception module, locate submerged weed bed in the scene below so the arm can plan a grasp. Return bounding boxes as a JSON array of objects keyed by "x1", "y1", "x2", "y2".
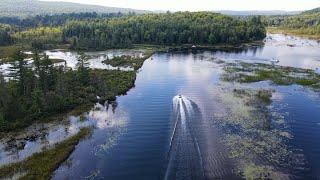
[
  {"x1": 215, "y1": 86, "x2": 307, "y2": 179},
  {"x1": 222, "y1": 62, "x2": 320, "y2": 90},
  {"x1": 217, "y1": 60, "x2": 314, "y2": 178}
]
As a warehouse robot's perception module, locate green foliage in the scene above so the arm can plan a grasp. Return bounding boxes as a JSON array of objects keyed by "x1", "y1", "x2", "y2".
[
  {"x1": 0, "y1": 73, "x2": 8, "y2": 128},
  {"x1": 0, "y1": 24, "x2": 12, "y2": 46},
  {"x1": 1, "y1": 12, "x2": 266, "y2": 50},
  {"x1": 0, "y1": 50, "x2": 137, "y2": 132},
  {"x1": 265, "y1": 8, "x2": 320, "y2": 37},
  {"x1": 103, "y1": 50, "x2": 154, "y2": 70},
  {"x1": 266, "y1": 13, "x2": 320, "y2": 28},
  {"x1": 9, "y1": 50, "x2": 30, "y2": 96},
  {"x1": 0, "y1": 0, "x2": 145, "y2": 18},
  {"x1": 13, "y1": 27, "x2": 63, "y2": 49},
  {"x1": 0, "y1": 12, "x2": 126, "y2": 29},
  {"x1": 302, "y1": 7, "x2": 320, "y2": 15},
  {"x1": 76, "y1": 52, "x2": 90, "y2": 85},
  {"x1": 63, "y1": 12, "x2": 266, "y2": 49},
  {"x1": 0, "y1": 45, "x2": 21, "y2": 62}
]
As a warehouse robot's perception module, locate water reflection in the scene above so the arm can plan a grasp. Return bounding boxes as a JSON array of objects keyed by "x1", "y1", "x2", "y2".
[
  {"x1": 45, "y1": 49, "x2": 144, "y2": 70},
  {"x1": 2, "y1": 34, "x2": 320, "y2": 74},
  {"x1": 0, "y1": 103, "x2": 127, "y2": 166},
  {"x1": 211, "y1": 34, "x2": 320, "y2": 70},
  {"x1": 0, "y1": 49, "x2": 145, "y2": 75}
]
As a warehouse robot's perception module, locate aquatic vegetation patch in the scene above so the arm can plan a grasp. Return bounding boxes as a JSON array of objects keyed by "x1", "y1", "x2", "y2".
[
  {"x1": 49, "y1": 58, "x2": 66, "y2": 64},
  {"x1": 218, "y1": 88, "x2": 274, "y2": 130},
  {"x1": 0, "y1": 127, "x2": 91, "y2": 180},
  {"x1": 103, "y1": 50, "x2": 155, "y2": 70},
  {"x1": 222, "y1": 62, "x2": 320, "y2": 90},
  {"x1": 84, "y1": 170, "x2": 101, "y2": 179},
  {"x1": 233, "y1": 88, "x2": 273, "y2": 105},
  {"x1": 242, "y1": 163, "x2": 277, "y2": 180},
  {"x1": 0, "y1": 46, "x2": 27, "y2": 63},
  {"x1": 215, "y1": 87, "x2": 306, "y2": 178}
]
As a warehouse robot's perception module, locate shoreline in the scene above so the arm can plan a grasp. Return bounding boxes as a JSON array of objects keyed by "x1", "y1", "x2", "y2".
[
  {"x1": 267, "y1": 27, "x2": 320, "y2": 41},
  {"x1": 0, "y1": 69, "x2": 137, "y2": 133},
  {"x1": 0, "y1": 40, "x2": 265, "y2": 64},
  {"x1": 0, "y1": 127, "x2": 92, "y2": 179}
]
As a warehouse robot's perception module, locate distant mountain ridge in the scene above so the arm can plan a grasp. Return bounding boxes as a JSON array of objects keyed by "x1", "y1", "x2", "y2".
[
  {"x1": 301, "y1": 7, "x2": 320, "y2": 15},
  {"x1": 0, "y1": 0, "x2": 148, "y2": 17},
  {"x1": 0, "y1": 0, "x2": 317, "y2": 18}
]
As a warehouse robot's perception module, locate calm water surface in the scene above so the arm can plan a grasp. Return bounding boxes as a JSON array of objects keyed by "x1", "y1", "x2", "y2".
[{"x1": 1, "y1": 34, "x2": 320, "y2": 179}]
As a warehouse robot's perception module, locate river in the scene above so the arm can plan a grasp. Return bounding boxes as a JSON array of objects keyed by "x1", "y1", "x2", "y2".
[{"x1": 1, "y1": 33, "x2": 320, "y2": 179}]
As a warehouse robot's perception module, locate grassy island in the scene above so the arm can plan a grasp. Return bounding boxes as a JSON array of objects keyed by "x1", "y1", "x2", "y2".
[{"x1": 0, "y1": 128, "x2": 91, "y2": 180}]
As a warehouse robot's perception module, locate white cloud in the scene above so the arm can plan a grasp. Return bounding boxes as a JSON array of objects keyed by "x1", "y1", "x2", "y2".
[{"x1": 41, "y1": 0, "x2": 320, "y2": 11}]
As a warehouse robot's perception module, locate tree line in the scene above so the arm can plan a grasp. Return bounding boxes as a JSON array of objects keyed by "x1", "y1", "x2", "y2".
[
  {"x1": 13, "y1": 27, "x2": 63, "y2": 49},
  {"x1": 264, "y1": 8, "x2": 320, "y2": 36},
  {"x1": 0, "y1": 24, "x2": 12, "y2": 46},
  {"x1": 0, "y1": 12, "x2": 127, "y2": 29},
  {"x1": 0, "y1": 12, "x2": 266, "y2": 50},
  {"x1": 63, "y1": 12, "x2": 266, "y2": 49},
  {"x1": 266, "y1": 14, "x2": 320, "y2": 28}
]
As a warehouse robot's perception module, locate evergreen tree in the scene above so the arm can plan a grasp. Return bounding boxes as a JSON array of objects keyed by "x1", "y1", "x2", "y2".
[
  {"x1": 0, "y1": 73, "x2": 7, "y2": 127},
  {"x1": 76, "y1": 51, "x2": 90, "y2": 85},
  {"x1": 40, "y1": 54, "x2": 55, "y2": 93},
  {"x1": 33, "y1": 50, "x2": 41, "y2": 80},
  {"x1": 0, "y1": 24, "x2": 12, "y2": 46},
  {"x1": 9, "y1": 50, "x2": 28, "y2": 96}
]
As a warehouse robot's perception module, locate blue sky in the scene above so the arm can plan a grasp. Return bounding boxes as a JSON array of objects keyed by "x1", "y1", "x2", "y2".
[{"x1": 41, "y1": 0, "x2": 320, "y2": 11}]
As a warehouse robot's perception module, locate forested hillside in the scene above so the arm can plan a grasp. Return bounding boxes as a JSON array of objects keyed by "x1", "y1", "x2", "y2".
[
  {"x1": 0, "y1": 0, "x2": 146, "y2": 17},
  {"x1": 0, "y1": 12, "x2": 266, "y2": 50},
  {"x1": 63, "y1": 12, "x2": 266, "y2": 49},
  {"x1": 266, "y1": 7, "x2": 320, "y2": 38},
  {"x1": 0, "y1": 12, "x2": 126, "y2": 29},
  {"x1": 0, "y1": 24, "x2": 12, "y2": 46},
  {"x1": 267, "y1": 11, "x2": 320, "y2": 28},
  {"x1": 301, "y1": 8, "x2": 320, "y2": 15}
]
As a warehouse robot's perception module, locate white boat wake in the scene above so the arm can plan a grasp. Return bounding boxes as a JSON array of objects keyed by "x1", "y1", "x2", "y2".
[
  {"x1": 164, "y1": 95, "x2": 238, "y2": 180},
  {"x1": 165, "y1": 95, "x2": 205, "y2": 180}
]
